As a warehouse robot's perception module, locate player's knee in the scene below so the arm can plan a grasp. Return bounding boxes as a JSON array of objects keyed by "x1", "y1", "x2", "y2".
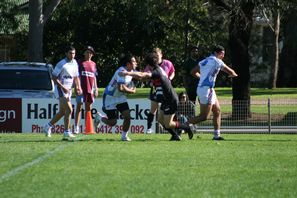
[
  {"x1": 65, "y1": 108, "x2": 72, "y2": 116},
  {"x1": 109, "y1": 119, "x2": 117, "y2": 126},
  {"x1": 213, "y1": 108, "x2": 221, "y2": 117},
  {"x1": 163, "y1": 121, "x2": 174, "y2": 129},
  {"x1": 200, "y1": 114, "x2": 208, "y2": 121},
  {"x1": 122, "y1": 114, "x2": 131, "y2": 122}
]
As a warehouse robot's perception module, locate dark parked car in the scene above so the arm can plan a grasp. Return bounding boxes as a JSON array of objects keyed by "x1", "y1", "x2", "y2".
[{"x1": 0, "y1": 62, "x2": 55, "y2": 98}]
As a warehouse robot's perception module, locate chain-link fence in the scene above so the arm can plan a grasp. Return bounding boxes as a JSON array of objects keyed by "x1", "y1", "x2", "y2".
[{"x1": 156, "y1": 98, "x2": 297, "y2": 134}]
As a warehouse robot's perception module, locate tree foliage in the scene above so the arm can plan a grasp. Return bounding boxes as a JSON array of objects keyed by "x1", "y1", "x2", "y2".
[
  {"x1": 44, "y1": 0, "x2": 226, "y2": 87},
  {"x1": 0, "y1": 1, "x2": 23, "y2": 34}
]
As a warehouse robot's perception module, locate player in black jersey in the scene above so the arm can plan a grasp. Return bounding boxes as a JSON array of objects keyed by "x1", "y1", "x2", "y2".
[{"x1": 120, "y1": 52, "x2": 194, "y2": 141}]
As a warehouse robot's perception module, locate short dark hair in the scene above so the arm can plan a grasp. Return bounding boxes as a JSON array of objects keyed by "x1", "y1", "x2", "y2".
[
  {"x1": 145, "y1": 52, "x2": 159, "y2": 67},
  {"x1": 65, "y1": 46, "x2": 75, "y2": 53},
  {"x1": 119, "y1": 53, "x2": 134, "y2": 66},
  {"x1": 84, "y1": 45, "x2": 95, "y2": 54},
  {"x1": 178, "y1": 92, "x2": 189, "y2": 101},
  {"x1": 213, "y1": 45, "x2": 224, "y2": 54}
]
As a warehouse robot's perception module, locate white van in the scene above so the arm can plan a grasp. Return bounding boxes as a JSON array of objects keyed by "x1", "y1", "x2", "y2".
[{"x1": 0, "y1": 62, "x2": 55, "y2": 98}]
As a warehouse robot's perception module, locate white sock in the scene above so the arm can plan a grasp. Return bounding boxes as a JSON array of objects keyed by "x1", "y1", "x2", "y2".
[{"x1": 214, "y1": 130, "x2": 220, "y2": 138}]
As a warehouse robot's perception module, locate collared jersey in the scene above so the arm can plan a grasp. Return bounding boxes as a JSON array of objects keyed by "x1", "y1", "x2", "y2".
[
  {"x1": 78, "y1": 59, "x2": 97, "y2": 94},
  {"x1": 159, "y1": 59, "x2": 175, "y2": 78},
  {"x1": 104, "y1": 66, "x2": 133, "y2": 97},
  {"x1": 144, "y1": 59, "x2": 175, "y2": 79},
  {"x1": 198, "y1": 55, "x2": 225, "y2": 88},
  {"x1": 52, "y1": 58, "x2": 79, "y2": 90}
]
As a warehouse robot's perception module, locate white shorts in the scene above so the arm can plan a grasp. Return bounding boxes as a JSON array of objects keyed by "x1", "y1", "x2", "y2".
[
  {"x1": 197, "y1": 86, "x2": 217, "y2": 105},
  {"x1": 103, "y1": 94, "x2": 127, "y2": 110},
  {"x1": 54, "y1": 85, "x2": 72, "y2": 100}
]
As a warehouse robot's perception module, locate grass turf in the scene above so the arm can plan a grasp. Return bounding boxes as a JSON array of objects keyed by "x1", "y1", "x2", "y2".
[{"x1": 0, "y1": 133, "x2": 297, "y2": 197}]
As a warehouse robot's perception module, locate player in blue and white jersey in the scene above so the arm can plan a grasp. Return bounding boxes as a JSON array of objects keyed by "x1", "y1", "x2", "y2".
[
  {"x1": 190, "y1": 45, "x2": 238, "y2": 140},
  {"x1": 43, "y1": 46, "x2": 82, "y2": 139},
  {"x1": 94, "y1": 53, "x2": 137, "y2": 141}
]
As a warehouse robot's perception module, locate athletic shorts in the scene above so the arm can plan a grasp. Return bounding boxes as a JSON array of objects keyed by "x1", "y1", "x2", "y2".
[
  {"x1": 149, "y1": 87, "x2": 164, "y2": 103},
  {"x1": 76, "y1": 93, "x2": 94, "y2": 104},
  {"x1": 102, "y1": 102, "x2": 129, "y2": 120},
  {"x1": 197, "y1": 86, "x2": 217, "y2": 105},
  {"x1": 54, "y1": 86, "x2": 72, "y2": 100},
  {"x1": 103, "y1": 93, "x2": 128, "y2": 110},
  {"x1": 160, "y1": 99, "x2": 178, "y2": 115}
]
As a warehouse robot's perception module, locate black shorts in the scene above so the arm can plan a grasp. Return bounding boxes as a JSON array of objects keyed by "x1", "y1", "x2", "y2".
[
  {"x1": 160, "y1": 99, "x2": 178, "y2": 115},
  {"x1": 149, "y1": 92, "x2": 164, "y2": 103},
  {"x1": 102, "y1": 102, "x2": 130, "y2": 119}
]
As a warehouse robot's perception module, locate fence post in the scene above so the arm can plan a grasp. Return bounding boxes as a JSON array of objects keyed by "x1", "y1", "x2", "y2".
[{"x1": 268, "y1": 98, "x2": 271, "y2": 134}]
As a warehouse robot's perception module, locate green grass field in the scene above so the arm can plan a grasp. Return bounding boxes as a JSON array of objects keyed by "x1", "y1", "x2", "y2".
[{"x1": 1, "y1": 133, "x2": 297, "y2": 197}]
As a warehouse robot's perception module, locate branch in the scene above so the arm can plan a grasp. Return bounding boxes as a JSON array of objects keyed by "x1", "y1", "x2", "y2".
[
  {"x1": 261, "y1": 9, "x2": 275, "y2": 32},
  {"x1": 43, "y1": 0, "x2": 61, "y2": 24}
]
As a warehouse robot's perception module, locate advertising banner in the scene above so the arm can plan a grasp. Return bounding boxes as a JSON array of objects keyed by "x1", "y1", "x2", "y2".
[
  {"x1": 22, "y1": 98, "x2": 153, "y2": 134},
  {"x1": 0, "y1": 98, "x2": 22, "y2": 132}
]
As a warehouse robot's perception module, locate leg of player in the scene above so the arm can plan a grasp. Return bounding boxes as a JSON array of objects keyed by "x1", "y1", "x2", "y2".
[
  {"x1": 120, "y1": 109, "x2": 132, "y2": 141},
  {"x1": 74, "y1": 100, "x2": 83, "y2": 134},
  {"x1": 94, "y1": 111, "x2": 115, "y2": 131},
  {"x1": 146, "y1": 101, "x2": 158, "y2": 134},
  {"x1": 212, "y1": 100, "x2": 224, "y2": 140},
  {"x1": 43, "y1": 98, "x2": 65, "y2": 137},
  {"x1": 62, "y1": 98, "x2": 76, "y2": 139},
  {"x1": 161, "y1": 113, "x2": 182, "y2": 141}
]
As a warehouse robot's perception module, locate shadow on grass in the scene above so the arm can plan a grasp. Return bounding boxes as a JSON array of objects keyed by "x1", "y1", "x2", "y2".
[
  {"x1": 220, "y1": 138, "x2": 297, "y2": 142},
  {"x1": 2, "y1": 134, "x2": 295, "y2": 143},
  {"x1": 0, "y1": 139, "x2": 65, "y2": 143}
]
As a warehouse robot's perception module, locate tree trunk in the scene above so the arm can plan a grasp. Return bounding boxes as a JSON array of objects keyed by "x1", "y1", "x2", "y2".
[
  {"x1": 269, "y1": 11, "x2": 280, "y2": 89},
  {"x1": 28, "y1": 0, "x2": 61, "y2": 62},
  {"x1": 183, "y1": 0, "x2": 190, "y2": 59},
  {"x1": 28, "y1": 0, "x2": 44, "y2": 62},
  {"x1": 229, "y1": 3, "x2": 255, "y2": 119}
]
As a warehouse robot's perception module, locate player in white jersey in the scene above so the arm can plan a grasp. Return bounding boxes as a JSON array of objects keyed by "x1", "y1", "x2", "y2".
[
  {"x1": 94, "y1": 53, "x2": 137, "y2": 141},
  {"x1": 43, "y1": 46, "x2": 82, "y2": 139},
  {"x1": 189, "y1": 45, "x2": 238, "y2": 140}
]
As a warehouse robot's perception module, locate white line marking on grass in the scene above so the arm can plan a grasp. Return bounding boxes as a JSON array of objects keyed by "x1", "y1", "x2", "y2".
[{"x1": 0, "y1": 136, "x2": 85, "y2": 183}]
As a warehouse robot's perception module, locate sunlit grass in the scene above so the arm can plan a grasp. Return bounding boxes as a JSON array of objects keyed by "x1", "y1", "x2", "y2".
[{"x1": 0, "y1": 133, "x2": 297, "y2": 197}]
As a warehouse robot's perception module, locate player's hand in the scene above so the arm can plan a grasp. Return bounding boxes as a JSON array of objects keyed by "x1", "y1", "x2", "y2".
[
  {"x1": 76, "y1": 88, "x2": 82, "y2": 95},
  {"x1": 62, "y1": 86, "x2": 69, "y2": 94},
  {"x1": 94, "y1": 89, "x2": 98, "y2": 97},
  {"x1": 228, "y1": 71, "x2": 238, "y2": 78},
  {"x1": 131, "y1": 87, "x2": 136, "y2": 94}
]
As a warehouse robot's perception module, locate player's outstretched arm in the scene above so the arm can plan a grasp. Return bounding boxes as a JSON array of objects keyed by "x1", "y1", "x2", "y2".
[
  {"x1": 222, "y1": 65, "x2": 238, "y2": 78},
  {"x1": 119, "y1": 71, "x2": 151, "y2": 80}
]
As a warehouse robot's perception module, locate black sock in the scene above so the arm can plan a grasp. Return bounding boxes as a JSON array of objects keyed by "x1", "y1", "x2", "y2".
[
  {"x1": 147, "y1": 112, "x2": 155, "y2": 129},
  {"x1": 164, "y1": 127, "x2": 178, "y2": 136}
]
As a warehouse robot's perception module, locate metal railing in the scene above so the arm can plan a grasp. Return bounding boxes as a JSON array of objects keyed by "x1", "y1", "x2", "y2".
[{"x1": 156, "y1": 98, "x2": 297, "y2": 134}]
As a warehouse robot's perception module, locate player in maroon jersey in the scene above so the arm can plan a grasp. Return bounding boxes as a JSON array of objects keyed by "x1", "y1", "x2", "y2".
[{"x1": 74, "y1": 46, "x2": 98, "y2": 134}]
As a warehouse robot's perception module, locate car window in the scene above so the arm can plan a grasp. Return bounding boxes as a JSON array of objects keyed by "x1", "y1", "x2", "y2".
[{"x1": 0, "y1": 70, "x2": 53, "y2": 90}]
